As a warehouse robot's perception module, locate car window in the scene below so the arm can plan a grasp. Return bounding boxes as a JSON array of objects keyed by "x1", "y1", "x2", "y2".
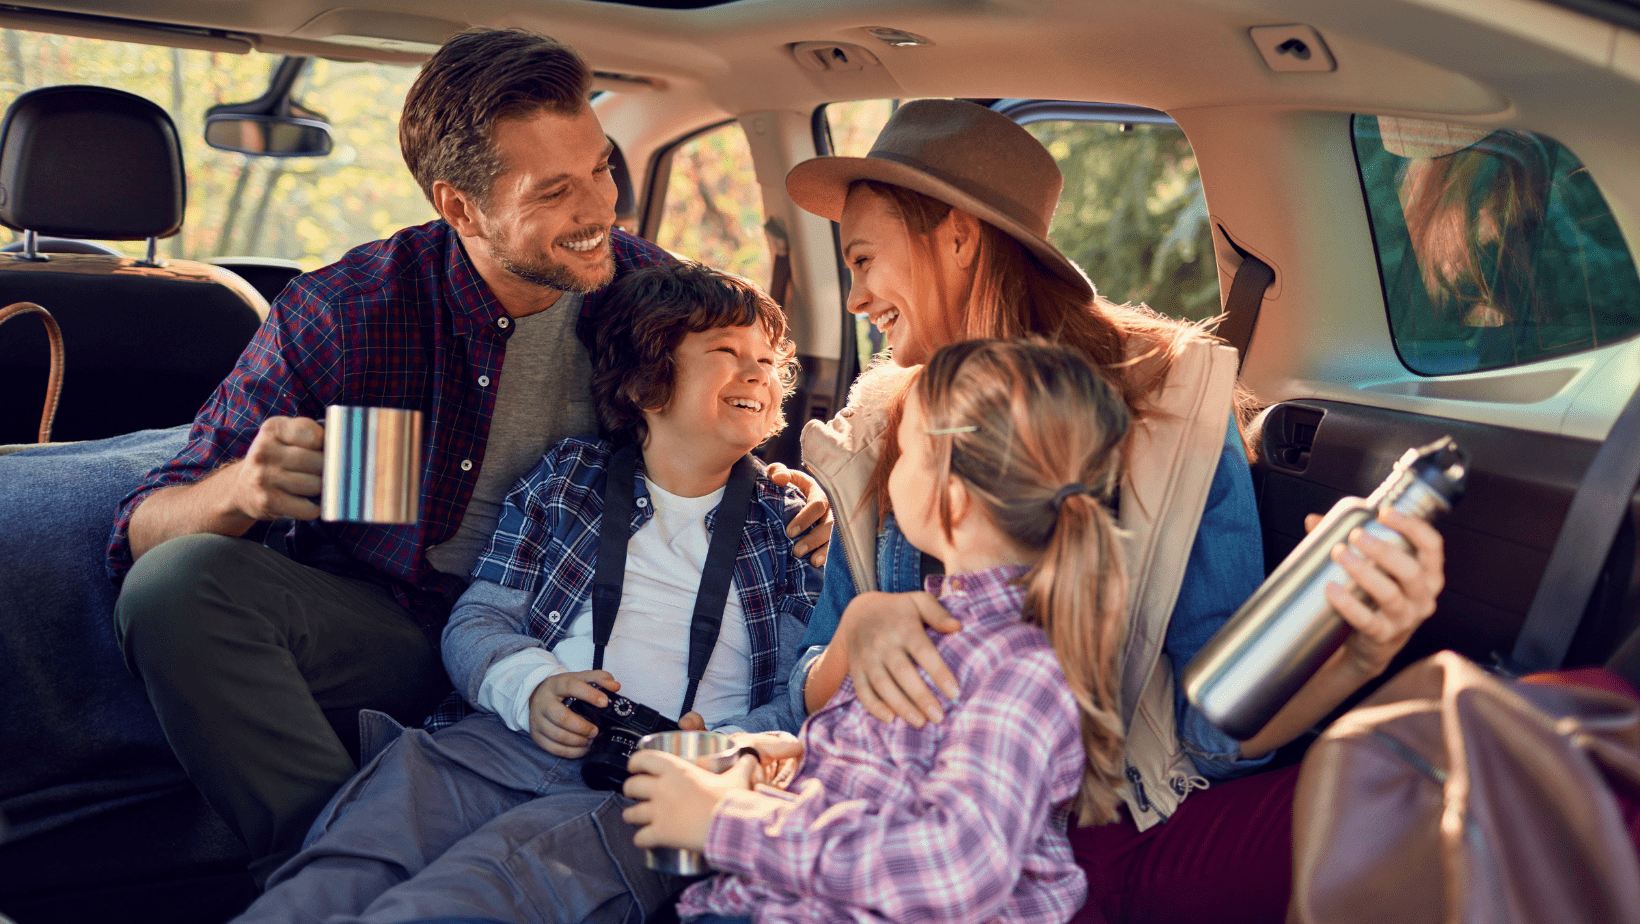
[
  {"x1": 0, "y1": 30, "x2": 433, "y2": 269},
  {"x1": 821, "y1": 99, "x2": 1220, "y2": 370},
  {"x1": 1353, "y1": 114, "x2": 1640, "y2": 375},
  {"x1": 1020, "y1": 117, "x2": 1219, "y2": 323},
  {"x1": 651, "y1": 120, "x2": 770, "y2": 288},
  {"x1": 824, "y1": 98, "x2": 899, "y2": 157}
]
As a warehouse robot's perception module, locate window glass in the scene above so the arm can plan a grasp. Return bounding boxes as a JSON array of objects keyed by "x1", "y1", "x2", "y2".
[
  {"x1": 1, "y1": 30, "x2": 434, "y2": 269},
  {"x1": 825, "y1": 98, "x2": 898, "y2": 157},
  {"x1": 822, "y1": 100, "x2": 1219, "y2": 370},
  {"x1": 653, "y1": 121, "x2": 770, "y2": 287},
  {"x1": 1354, "y1": 114, "x2": 1640, "y2": 375},
  {"x1": 1023, "y1": 119, "x2": 1219, "y2": 323}
]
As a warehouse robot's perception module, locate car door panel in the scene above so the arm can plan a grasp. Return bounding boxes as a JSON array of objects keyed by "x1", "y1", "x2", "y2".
[{"x1": 1251, "y1": 399, "x2": 1638, "y2": 678}]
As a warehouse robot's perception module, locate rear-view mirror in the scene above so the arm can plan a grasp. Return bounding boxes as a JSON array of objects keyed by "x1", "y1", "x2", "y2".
[{"x1": 204, "y1": 114, "x2": 332, "y2": 158}]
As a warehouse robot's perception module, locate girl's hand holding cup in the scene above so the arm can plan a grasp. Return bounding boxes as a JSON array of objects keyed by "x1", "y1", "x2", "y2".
[{"x1": 622, "y1": 730, "x2": 764, "y2": 866}]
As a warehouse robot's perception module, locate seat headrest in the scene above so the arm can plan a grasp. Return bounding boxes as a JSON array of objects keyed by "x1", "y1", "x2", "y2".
[
  {"x1": 608, "y1": 140, "x2": 635, "y2": 225},
  {"x1": 0, "y1": 85, "x2": 185, "y2": 240}
]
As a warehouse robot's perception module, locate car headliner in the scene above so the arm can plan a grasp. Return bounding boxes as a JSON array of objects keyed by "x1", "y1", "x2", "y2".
[
  {"x1": 6, "y1": 0, "x2": 1640, "y2": 442},
  {"x1": 3, "y1": 1, "x2": 1634, "y2": 126}
]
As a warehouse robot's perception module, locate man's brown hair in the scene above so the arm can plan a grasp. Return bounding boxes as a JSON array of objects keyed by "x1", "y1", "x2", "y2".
[{"x1": 400, "y1": 28, "x2": 592, "y2": 207}]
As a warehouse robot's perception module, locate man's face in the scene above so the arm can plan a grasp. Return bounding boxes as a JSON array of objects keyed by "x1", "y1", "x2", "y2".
[{"x1": 469, "y1": 105, "x2": 619, "y2": 294}]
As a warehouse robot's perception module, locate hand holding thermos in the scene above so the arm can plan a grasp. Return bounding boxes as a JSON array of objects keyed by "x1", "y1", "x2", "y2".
[{"x1": 1184, "y1": 438, "x2": 1467, "y2": 740}]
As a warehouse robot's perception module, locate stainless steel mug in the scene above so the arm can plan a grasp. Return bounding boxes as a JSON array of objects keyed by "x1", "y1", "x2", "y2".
[
  {"x1": 635, "y1": 730, "x2": 742, "y2": 875},
  {"x1": 319, "y1": 406, "x2": 422, "y2": 524},
  {"x1": 1182, "y1": 437, "x2": 1468, "y2": 741}
]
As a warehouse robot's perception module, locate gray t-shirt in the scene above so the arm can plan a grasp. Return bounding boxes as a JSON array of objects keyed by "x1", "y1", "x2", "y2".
[{"x1": 426, "y1": 291, "x2": 598, "y2": 576}]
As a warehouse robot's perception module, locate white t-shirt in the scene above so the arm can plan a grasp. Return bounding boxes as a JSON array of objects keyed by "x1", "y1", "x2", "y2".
[{"x1": 477, "y1": 476, "x2": 753, "y2": 730}]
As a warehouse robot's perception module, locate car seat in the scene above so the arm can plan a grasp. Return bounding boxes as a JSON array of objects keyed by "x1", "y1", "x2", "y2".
[
  {"x1": 609, "y1": 137, "x2": 637, "y2": 233},
  {"x1": 206, "y1": 256, "x2": 305, "y2": 306},
  {"x1": 0, "y1": 85, "x2": 269, "y2": 444}
]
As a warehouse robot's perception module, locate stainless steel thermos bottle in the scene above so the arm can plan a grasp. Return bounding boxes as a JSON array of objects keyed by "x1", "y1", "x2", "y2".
[{"x1": 1182, "y1": 437, "x2": 1468, "y2": 741}]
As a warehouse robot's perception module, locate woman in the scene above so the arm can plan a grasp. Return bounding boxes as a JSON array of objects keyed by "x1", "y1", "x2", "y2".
[{"x1": 782, "y1": 99, "x2": 1445, "y2": 922}]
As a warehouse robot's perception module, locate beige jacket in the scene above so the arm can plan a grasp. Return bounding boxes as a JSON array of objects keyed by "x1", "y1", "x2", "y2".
[{"x1": 799, "y1": 337, "x2": 1239, "y2": 829}]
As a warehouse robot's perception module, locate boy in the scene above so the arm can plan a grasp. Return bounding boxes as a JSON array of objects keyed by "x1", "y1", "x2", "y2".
[{"x1": 236, "y1": 262, "x2": 820, "y2": 924}]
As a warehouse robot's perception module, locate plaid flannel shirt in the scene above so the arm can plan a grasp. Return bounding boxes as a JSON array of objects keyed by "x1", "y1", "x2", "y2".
[
  {"x1": 426, "y1": 435, "x2": 821, "y2": 730},
  {"x1": 677, "y1": 566, "x2": 1089, "y2": 924},
  {"x1": 106, "y1": 220, "x2": 672, "y2": 632}
]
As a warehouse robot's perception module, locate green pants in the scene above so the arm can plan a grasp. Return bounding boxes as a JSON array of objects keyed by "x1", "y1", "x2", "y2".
[{"x1": 113, "y1": 533, "x2": 451, "y2": 886}]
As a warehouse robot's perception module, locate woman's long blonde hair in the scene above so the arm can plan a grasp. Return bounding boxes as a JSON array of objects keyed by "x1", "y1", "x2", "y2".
[{"x1": 917, "y1": 338, "x2": 1130, "y2": 825}]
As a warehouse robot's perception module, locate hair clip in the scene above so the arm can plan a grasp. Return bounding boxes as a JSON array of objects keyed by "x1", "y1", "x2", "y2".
[{"x1": 926, "y1": 425, "x2": 979, "y2": 435}]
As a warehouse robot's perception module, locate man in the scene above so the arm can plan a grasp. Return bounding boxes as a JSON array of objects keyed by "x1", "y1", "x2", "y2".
[{"x1": 107, "y1": 28, "x2": 825, "y2": 886}]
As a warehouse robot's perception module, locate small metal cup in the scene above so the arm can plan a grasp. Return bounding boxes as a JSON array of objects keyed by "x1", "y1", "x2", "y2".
[
  {"x1": 320, "y1": 406, "x2": 422, "y2": 524},
  {"x1": 635, "y1": 730, "x2": 741, "y2": 875}
]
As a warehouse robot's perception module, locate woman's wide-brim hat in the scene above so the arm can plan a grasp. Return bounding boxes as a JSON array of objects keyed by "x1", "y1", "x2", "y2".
[{"x1": 786, "y1": 98, "x2": 1093, "y2": 299}]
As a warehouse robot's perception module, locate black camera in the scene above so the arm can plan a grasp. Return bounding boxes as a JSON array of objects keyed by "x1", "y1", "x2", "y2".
[{"x1": 565, "y1": 682, "x2": 679, "y2": 790}]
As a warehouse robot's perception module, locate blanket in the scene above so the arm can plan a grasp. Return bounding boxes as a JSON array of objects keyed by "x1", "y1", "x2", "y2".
[{"x1": 0, "y1": 426, "x2": 191, "y2": 842}]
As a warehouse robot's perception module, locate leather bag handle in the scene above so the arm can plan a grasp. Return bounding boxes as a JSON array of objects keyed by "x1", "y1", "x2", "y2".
[{"x1": 0, "y1": 301, "x2": 65, "y2": 443}]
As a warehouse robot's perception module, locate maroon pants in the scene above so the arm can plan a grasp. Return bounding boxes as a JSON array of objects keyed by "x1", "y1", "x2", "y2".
[
  {"x1": 1068, "y1": 667, "x2": 1640, "y2": 924},
  {"x1": 1068, "y1": 764, "x2": 1299, "y2": 924}
]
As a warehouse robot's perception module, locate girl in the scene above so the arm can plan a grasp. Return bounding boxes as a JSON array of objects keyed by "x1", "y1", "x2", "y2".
[{"x1": 624, "y1": 338, "x2": 1130, "y2": 924}]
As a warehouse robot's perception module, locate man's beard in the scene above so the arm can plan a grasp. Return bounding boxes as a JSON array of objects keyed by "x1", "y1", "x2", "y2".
[{"x1": 490, "y1": 233, "x2": 615, "y2": 294}]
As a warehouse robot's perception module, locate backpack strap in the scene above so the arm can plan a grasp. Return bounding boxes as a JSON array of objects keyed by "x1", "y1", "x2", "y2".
[{"x1": 1117, "y1": 337, "x2": 1239, "y2": 829}]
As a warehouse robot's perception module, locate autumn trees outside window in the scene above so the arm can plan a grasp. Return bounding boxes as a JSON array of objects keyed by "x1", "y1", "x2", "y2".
[{"x1": 1, "y1": 31, "x2": 435, "y2": 269}]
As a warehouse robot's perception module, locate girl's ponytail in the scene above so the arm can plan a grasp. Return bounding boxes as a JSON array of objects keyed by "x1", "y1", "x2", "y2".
[
  {"x1": 1025, "y1": 490, "x2": 1127, "y2": 825},
  {"x1": 917, "y1": 337, "x2": 1132, "y2": 825}
]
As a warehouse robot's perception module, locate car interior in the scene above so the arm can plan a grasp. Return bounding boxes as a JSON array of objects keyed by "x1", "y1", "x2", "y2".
[
  {"x1": 0, "y1": 85, "x2": 270, "y2": 445},
  {"x1": 2, "y1": 0, "x2": 1640, "y2": 921}
]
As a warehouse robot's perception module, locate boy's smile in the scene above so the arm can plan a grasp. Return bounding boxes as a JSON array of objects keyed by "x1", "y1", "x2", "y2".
[{"x1": 641, "y1": 324, "x2": 783, "y2": 495}]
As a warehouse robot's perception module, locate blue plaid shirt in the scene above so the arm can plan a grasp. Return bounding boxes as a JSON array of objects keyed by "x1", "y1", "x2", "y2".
[
  {"x1": 107, "y1": 221, "x2": 672, "y2": 632},
  {"x1": 429, "y1": 435, "x2": 821, "y2": 731}
]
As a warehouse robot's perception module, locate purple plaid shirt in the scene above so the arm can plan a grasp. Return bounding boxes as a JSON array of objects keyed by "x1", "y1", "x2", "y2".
[
  {"x1": 678, "y1": 566, "x2": 1089, "y2": 924},
  {"x1": 106, "y1": 220, "x2": 672, "y2": 632}
]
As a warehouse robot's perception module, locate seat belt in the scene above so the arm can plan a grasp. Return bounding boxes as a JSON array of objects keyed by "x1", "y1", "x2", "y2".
[
  {"x1": 591, "y1": 443, "x2": 759, "y2": 715},
  {"x1": 1214, "y1": 227, "x2": 1275, "y2": 372},
  {"x1": 1509, "y1": 383, "x2": 1640, "y2": 673},
  {"x1": 764, "y1": 217, "x2": 793, "y2": 308}
]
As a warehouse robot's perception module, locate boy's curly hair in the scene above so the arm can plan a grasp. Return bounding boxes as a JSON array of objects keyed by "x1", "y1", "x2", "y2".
[{"x1": 587, "y1": 261, "x2": 798, "y2": 449}]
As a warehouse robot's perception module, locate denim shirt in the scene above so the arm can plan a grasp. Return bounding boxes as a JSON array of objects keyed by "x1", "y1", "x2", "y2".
[{"x1": 793, "y1": 417, "x2": 1270, "y2": 781}]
